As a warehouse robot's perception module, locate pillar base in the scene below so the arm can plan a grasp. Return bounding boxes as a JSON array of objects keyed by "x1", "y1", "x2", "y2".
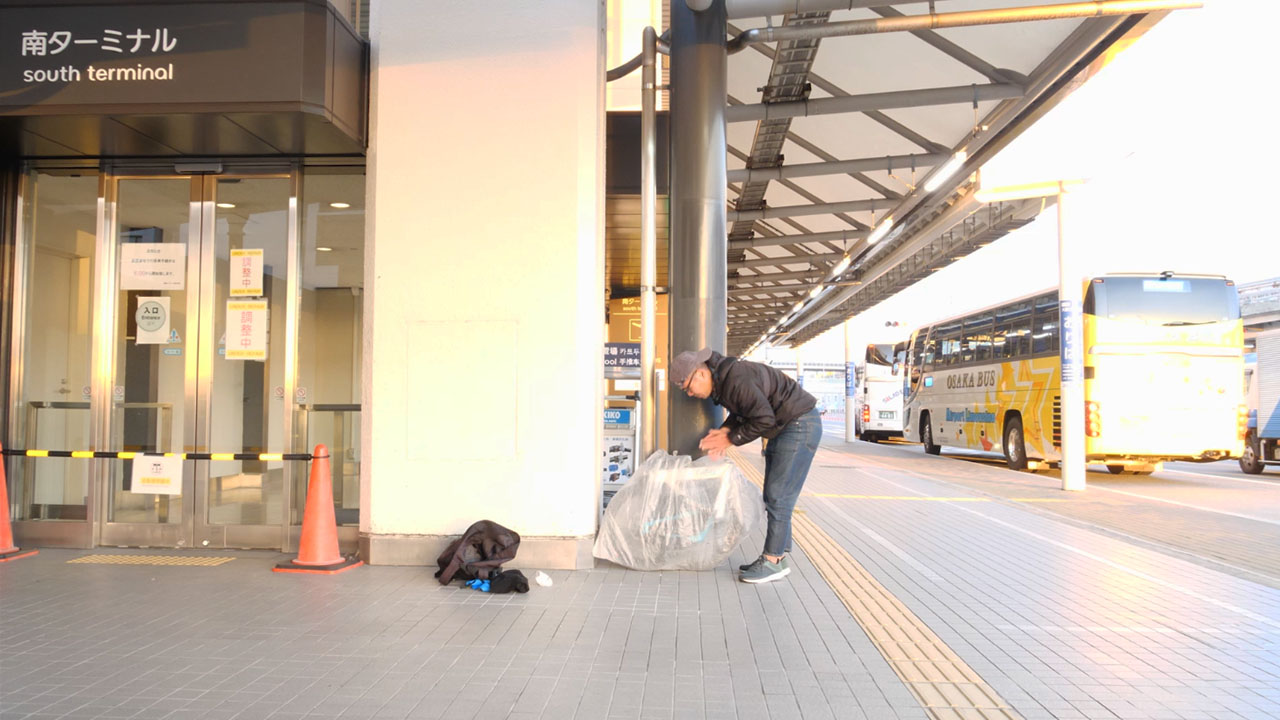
[{"x1": 360, "y1": 533, "x2": 596, "y2": 568}]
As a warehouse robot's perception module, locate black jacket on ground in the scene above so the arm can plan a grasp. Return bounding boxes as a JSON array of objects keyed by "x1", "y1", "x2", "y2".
[
  {"x1": 434, "y1": 520, "x2": 521, "y2": 585},
  {"x1": 706, "y1": 351, "x2": 817, "y2": 446}
]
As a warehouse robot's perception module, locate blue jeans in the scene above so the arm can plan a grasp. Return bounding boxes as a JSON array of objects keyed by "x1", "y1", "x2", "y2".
[{"x1": 761, "y1": 408, "x2": 823, "y2": 556}]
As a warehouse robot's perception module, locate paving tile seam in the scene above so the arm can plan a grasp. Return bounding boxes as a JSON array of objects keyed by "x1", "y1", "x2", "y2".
[{"x1": 728, "y1": 449, "x2": 1023, "y2": 720}]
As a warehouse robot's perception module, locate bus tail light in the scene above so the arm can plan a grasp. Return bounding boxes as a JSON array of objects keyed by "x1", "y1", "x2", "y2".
[
  {"x1": 1238, "y1": 404, "x2": 1249, "y2": 441},
  {"x1": 1085, "y1": 401, "x2": 1101, "y2": 438},
  {"x1": 862, "y1": 404, "x2": 870, "y2": 423}
]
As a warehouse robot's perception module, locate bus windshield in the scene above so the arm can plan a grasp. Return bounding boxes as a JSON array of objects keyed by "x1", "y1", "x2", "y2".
[
  {"x1": 866, "y1": 344, "x2": 896, "y2": 367},
  {"x1": 1086, "y1": 276, "x2": 1240, "y2": 326}
]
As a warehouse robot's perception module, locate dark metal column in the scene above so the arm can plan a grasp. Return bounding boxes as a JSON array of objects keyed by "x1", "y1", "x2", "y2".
[{"x1": 668, "y1": 0, "x2": 728, "y2": 457}]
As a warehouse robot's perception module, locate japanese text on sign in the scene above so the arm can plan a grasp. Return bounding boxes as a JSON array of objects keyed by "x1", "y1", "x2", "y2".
[
  {"x1": 1059, "y1": 299, "x2": 1081, "y2": 383},
  {"x1": 225, "y1": 300, "x2": 268, "y2": 361},
  {"x1": 21, "y1": 28, "x2": 177, "y2": 56},
  {"x1": 604, "y1": 342, "x2": 641, "y2": 379},
  {"x1": 129, "y1": 455, "x2": 182, "y2": 495},
  {"x1": 120, "y1": 242, "x2": 185, "y2": 290},
  {"x1": 229, "y1": 248, "x2": 264, "y2": 297}
]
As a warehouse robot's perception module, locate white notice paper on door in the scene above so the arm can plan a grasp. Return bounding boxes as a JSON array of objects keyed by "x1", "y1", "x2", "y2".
[
  {"x1": 135, "y1": 296, "x2": 170, "y2": 345},
  {"x1": 121, "y1": 242, "x2": 185, "y2": 290},
  {"x1": 229, "y1": 248, "x2": 264, "y2": 297},
  {"x1": 130, "y1": 455, "x2": 183, "y2": 495},
  {"x1": 226, "y1": 300, "x2": 268, "y2": 360}
]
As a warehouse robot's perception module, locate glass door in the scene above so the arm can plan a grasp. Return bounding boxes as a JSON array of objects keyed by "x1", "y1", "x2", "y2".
[{"x1": 99, "y1": 173, "x2": 294, "y2": 549}]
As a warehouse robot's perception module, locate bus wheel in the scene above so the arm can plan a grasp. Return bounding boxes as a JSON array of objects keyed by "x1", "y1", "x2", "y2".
[
  {"x1": 1106, "y1": 464, "x2": 1127, "y2": 475},
  {"x1": 1240, "y1": 430, "x2": 1264, "y2": 475},
  {"x1": 922, "y1": 415, "x2": 941, "y2": 455},
  {"x1": 1003, "y1": 417, "x2": 1027, "y2": 471}
]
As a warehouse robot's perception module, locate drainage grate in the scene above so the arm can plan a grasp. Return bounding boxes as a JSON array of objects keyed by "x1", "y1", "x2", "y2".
[{"x1": 67, "y1": 555, "x2": 236, "y2": 566}]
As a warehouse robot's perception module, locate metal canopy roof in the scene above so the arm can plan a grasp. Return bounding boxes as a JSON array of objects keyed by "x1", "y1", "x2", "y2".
[{"x1": 708, "y1": 0, "x2": 1189, "y2": 355}]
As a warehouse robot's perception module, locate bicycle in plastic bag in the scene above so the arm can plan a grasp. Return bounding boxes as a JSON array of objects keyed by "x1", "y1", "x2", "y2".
[{"x1": 593, "y1": 450, "x2": 765, "y2": 571}]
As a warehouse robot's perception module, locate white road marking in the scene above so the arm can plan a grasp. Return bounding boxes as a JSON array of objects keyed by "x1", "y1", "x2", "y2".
[
  {"x1": 1087, "y1": 485, "x2": 1280, "y2": 526},
  {"x1": 1162, "y1": 468, "x2": 1280, "y2": 487}
]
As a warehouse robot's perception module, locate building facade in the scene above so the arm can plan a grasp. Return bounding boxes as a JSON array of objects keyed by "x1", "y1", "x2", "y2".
[{"x1": 1, "y1": 0, "x2": 607, "y2": 567}]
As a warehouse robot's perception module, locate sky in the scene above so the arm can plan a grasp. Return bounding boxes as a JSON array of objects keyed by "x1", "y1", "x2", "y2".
[{"x1": 766, "y1": 0, "x2": 1279, "y2": 364}]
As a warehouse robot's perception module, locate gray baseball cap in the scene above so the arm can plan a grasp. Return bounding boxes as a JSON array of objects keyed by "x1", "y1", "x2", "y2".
[{"x1": 669, "y1": 347, "x2": 712, "y2": 387}]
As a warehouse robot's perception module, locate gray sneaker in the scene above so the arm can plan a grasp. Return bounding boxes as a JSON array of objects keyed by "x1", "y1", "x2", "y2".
[
  {"x1": 739, "y1": 553, "x2": 789, "y2": 571},
  {"x1": 739, "y1": 555, "x2": 790, "y2": 584}
]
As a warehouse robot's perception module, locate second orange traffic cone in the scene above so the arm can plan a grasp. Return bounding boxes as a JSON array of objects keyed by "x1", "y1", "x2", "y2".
[
  {"x1": 0, "y1": 442, "x2": 38, "y2": 563},
  {"x1": 274, "y1": 444, "x2": 362, "y2": 574}
]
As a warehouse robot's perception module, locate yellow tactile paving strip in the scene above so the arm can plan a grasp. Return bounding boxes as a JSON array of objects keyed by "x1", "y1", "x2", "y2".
[
  {"x1": 730, "y1": 450, "x2": 1022, "y2": 720},
  {"x1": 67, "y1": 555, "x2": 236, "y2": 566}
]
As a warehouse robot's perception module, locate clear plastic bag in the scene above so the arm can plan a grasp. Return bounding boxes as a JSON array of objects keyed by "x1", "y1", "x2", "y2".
[{"x1": 593, "y1": 450, "x2": 765, "y2": 571}]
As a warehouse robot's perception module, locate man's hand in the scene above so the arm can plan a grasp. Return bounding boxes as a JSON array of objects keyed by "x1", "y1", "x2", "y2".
[{"x1": 699, "y1": 427, "x2": 732, "y2": 459}]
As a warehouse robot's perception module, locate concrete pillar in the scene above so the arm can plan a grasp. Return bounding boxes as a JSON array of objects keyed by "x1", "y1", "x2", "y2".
[{"x1": 361, "y1": 0, "x2": 605, "y2": 566}]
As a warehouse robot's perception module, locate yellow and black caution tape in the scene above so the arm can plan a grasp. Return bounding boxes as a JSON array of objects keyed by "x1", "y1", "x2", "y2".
[{"x1": 1, "y1": 448, "x2": 313, "y2": 461}]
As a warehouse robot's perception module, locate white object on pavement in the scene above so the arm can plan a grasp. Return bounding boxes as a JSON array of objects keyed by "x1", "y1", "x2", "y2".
[{"x1": 535, "y1": 571, "x2": 553, "y2": 587}]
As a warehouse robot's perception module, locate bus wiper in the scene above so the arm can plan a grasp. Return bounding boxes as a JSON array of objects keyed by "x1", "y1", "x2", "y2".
[{"x1": 1161, "y1": 321, "x2": 1214, "y2": 327}]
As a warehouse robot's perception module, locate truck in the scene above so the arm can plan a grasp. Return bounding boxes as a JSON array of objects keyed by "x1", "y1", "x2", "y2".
[{"x1": 1241, "y1": 329, "x2": 1280, "y2": 474}]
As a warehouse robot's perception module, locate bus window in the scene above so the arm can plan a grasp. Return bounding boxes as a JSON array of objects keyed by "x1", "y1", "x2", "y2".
[
  {"x1": 1088, "y1": 275, "x2": 1240, "y2": 325},
  {"x1": 922, "y1": 332, "x2": 938, "y2": 371},
  {"x1": 996, "y1": 301, "x2": 1032, "y2": 358},
  {"x1": 965, "y1": 312, "x2": 993, "y2": 363},
  {"x1": 935, "y1": 319, "x2": 961, "y2": 365},
  {"x1": 1032, "y1": 294, "x2": 1059, "y2": 355},
  {"x1": 942, "y1": 335, "x2": 963, "y2": 365}
]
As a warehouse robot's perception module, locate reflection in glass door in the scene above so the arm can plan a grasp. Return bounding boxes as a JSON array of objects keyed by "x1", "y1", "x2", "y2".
[
  {"x1": 6, "y1": 171, "x2": 98, "y2": 548},
  {"x1": 100, "y1": 174, "x2": 293, "y2": 549}
]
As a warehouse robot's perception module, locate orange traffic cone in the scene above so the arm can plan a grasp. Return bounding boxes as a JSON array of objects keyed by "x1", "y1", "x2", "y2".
[
  {"x1": 274, "y1": 444, "x2": 362, "y2": 574},
  {"x1": 0, "y1": 443, "x2": 38, "y2": 563}
]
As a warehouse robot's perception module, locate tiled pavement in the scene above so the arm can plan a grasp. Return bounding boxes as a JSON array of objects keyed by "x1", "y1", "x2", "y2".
[{"x1": 1, "y1": 438, "x2": 1278, "y2": 720}]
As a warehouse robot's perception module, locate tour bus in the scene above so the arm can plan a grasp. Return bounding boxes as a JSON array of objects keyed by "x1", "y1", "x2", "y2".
[
  {"x1": 854, "y1": 342, "x2": 907, "y2": 442},
  {"x1": 903, "y1": 273, "x2": 1245, "y2": 473}
]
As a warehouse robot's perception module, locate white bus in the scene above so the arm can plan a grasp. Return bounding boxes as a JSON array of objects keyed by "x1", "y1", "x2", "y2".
[{"x1": 854, "y1": 342, "x2": 907, "y2": 442}]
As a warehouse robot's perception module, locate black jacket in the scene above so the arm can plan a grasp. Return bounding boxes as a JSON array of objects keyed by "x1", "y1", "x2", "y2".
[
  {"x1": 707, "y1": 351, "x2": 817, "y2": 446},
  {"x1": 434, "y1": 520, "x2": 521, "y2": 585}
]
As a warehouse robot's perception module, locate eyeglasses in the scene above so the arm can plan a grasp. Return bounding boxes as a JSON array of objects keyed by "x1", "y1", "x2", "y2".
[{"x1": 678, "y1": 372, "x2": 695, "y2": 394}]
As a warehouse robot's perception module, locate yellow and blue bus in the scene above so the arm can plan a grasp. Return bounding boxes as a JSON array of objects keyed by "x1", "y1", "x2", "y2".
[{"x1": 903, "y1": 273, "x2": 1245, "y2": 474}]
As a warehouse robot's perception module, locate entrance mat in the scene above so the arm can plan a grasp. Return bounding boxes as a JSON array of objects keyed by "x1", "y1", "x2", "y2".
[{"x1": 67, "y1": 555, "x2": 236, "y2": 566}]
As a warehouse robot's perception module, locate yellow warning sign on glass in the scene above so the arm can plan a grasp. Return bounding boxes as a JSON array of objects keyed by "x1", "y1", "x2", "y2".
[
  {"x1": 226, "y1": 300, "x2": 268, "y2": 360},
  {"x1": 229, "y1": 248, "x2": 264, "y2": 297}
]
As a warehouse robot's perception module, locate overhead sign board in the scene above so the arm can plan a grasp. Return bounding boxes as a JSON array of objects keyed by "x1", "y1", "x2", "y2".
[
  {"x1": 0, "y1": 1, "x2": 368, "y2": 157},
  {"x1": 1, "y1": 2, "x2": 320, "y2": 109}
]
